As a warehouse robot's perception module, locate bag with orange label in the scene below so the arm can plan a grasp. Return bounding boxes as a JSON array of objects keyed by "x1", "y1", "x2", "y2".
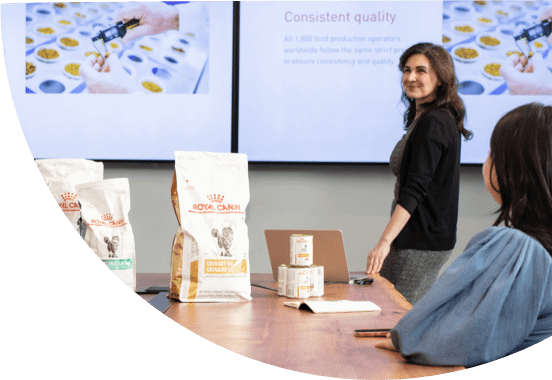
[
  {"x1": 36, "y1": 159, "x2": 103, "y2": 237},
  {"x1": 169, "y1": 152, "x2": 251, "y2": 302},
  {"x1": 76, "y1": 178, "x2": 136, "y2": 291}
]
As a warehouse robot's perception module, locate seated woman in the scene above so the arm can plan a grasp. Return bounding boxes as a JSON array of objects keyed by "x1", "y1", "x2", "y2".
[{"x1": 376, "y1": 102, "x2": 552, "y2": 367}]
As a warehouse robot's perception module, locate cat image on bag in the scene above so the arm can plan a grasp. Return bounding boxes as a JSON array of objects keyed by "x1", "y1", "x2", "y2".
[
  {"x1": 104, "y1": 236, "x2": 120, "y2": 258},
  {"x1": 211, "y1": 226, "x2": 234, "y2": 257}
]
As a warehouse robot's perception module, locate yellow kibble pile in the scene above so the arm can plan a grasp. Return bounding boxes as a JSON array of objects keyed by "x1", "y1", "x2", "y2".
[
  {"x1": 38, "y1": 48, "x2": 60, "y2": 60},
  {"x1": 455, "y1": 48, "x2": 478, "y2": 59},
  {"x1": 142, "y1": 81, "x2": 162, "y2": 93},
  {"x1": 26, "y1": 62, "x2": 36, "y2": 76},
  {"x1": 37, "y1": 27, "x2": 55, "y2": 34},
  {"x1": 484, "y1": 63, "x2": 501, "y2": 76},
  {"x1": 65, "y1": 63, "x2": 81, "y2": 76},
  {"x1": 480, "y1": 36, "x2": 500, "y2": 46},
  {"x1": 455, "y1": 25, "x2": 475, "y2": 33},
  {"x1": 60, "y1": 37, "x2": 79, "y2": 47}
]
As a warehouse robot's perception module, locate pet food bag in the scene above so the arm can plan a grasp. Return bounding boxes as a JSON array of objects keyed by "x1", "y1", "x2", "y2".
[
  {"x1": 169, "y1": 151, "x2": 251, "y2": 302},
  {"x1": 76, "y1": 178, "x2": 136, "y2": 291},
  {"x1": 36, "y1": 159, "x2": 103, "y2": 236}
]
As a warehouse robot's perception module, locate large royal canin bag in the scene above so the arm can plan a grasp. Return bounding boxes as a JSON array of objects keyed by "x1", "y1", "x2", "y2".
[
  {"x1": 169, "y1": 152, "x2": 251, "y2": 302},
  {"x1": 76, "y1": 178, "x2": 136, "y2": 291},
  {"x1": 36, "y1": 159, "x2": 103, "y2": 235}
]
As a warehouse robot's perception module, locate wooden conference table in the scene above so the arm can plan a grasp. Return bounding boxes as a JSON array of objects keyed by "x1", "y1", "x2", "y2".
[{"x1": 137, "y1": 273, "x2": 464, "y2": 379}]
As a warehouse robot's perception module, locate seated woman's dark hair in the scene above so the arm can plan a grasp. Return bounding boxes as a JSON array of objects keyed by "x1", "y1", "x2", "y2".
[
  {"x1": 489, "y1": 102, "x2": 552, "y2": 254},
  {"x1": 399, "y1": 42, "x2": 472, "y2": 140}
]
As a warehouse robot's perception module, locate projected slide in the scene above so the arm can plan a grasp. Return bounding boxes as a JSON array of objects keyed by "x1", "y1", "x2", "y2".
[
  {"x1": 3, "y1": 1, "x2": 233, "y2": 160},
  {"x1": 238, "y1": 1, "x2": 549, "y2": 164},
  {"x1": 24, "y1": 2, "x2": 208, "y2": 95},
  {"x1": 443, "y1": 1, "x2": 552, "y2": 95}
]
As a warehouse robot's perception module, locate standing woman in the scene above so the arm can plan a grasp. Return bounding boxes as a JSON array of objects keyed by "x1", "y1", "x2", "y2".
[{"x1": 366, "y1": 42, "x2": 472, "y2": 305}]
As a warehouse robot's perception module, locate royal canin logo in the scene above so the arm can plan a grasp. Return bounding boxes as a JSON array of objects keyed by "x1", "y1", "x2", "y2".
[
  {"x1": 190, "y1": 194, "x2": 243, "y2": 214},
  {"x1": 58, "y1": 192, "x2": 79, "y2": 212},
  {"x1": 61, "y1": 192, "x2": 77, "y2": 201},
  {"x1": 89, "y1": 213, "x2": 126, "y2": 228},
  {"x1": 207, "y1": 194, "x2": 224, "y2": 203}
]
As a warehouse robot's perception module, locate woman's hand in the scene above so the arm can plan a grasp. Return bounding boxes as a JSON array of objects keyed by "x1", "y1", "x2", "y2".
[
  {"x1": 538, "y1": 8, "x2": 552, "y2": 44},
  {"x1": 79, "y1": 54, "x2": 141, "y2": 94},
  {"x1": 366, "y1": 241, "x2": 391, "y2": 274},
  {"x1": 114, "y1": 3, "x2": 179, "y2": 45},
  {"x1": 500, "y1": 53, "x2": 552, "y2": 95},
  {"x1": 366, "y1": 204, "x2": 411, "y2": 274}
]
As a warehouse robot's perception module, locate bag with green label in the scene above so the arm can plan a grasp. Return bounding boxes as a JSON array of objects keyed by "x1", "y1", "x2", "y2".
[{"x1": 76, "y1": 178, "x2": 136, "y2": 291}]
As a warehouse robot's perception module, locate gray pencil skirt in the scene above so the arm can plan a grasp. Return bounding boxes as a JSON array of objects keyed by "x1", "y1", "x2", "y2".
[{"x1": 379, "y1": 246, "x2": 452, "y2": 305}]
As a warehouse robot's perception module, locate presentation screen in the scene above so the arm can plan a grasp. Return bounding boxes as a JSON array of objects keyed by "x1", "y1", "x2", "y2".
[
  {"x1": 238, "y1": 1, "x2": 551, "y2": 163},
  {"x1": 2, "y1": 1, "x2": 234, "y2": 160}
]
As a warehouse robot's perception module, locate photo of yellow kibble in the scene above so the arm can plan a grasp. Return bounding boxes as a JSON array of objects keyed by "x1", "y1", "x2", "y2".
[
  {"x1": 64, "y1": 63, "x2": 81, "y2": 76},
  {"x1": 60, "y1": 37, "x2": 79, "y2": 47},
  {"x1": 484, "y1": 63, "x2": 501, "y2": 77},
  {"x1": 506, "y1": 51, "x2": 522, "y2": 57},
  {"x1": 142, "y1": 81, "x2": 163, "y2": 93},
  {"x1": 440, "y1": 2, "x2": 551, "y2": 95},
  {"x1": 23, "y1": 1, "x2": 209, "y2": 95},
  {"x1": 26, "y1": 61, "x2": 36, "y2": 76},
  {"x1": 480, "y1": 36, "x2": 500, "y2": 46},
  {"x1": 85, "y1": 51, "x2": 101, "y2": 57},
  {"x1": 455, "y1": 48, "x2": 478, "y2": 59},
  {"x1": 37, "y1": 27, "x2": 55, "y2": 34},
  {"x1": 455, "y1": 25, "x2": 474, "y2": 33},
  {"x1": 38, "y1": 48, "x2": 60, "y2": 60}
]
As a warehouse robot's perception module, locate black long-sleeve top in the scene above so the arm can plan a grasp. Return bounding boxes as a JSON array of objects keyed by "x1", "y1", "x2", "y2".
[{"x1": 394, "y1": 109, "x2": 461, "y2": 251}]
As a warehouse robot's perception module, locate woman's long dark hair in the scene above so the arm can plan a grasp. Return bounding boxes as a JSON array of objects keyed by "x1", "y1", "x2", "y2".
[
  {"x1": 489, "y1": 102, "x2": 552, "y2": 255},
  {"x1": 399, "y1": 42, "x2": 472, "y2": 140}
]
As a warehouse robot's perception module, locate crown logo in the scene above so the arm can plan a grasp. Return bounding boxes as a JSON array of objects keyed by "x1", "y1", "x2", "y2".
[
  {"x1": 207, "y1": 194, "x2": 224, "y2": 203},
  {"x1": 101, "y1": 213, "x2": 113, "y2": 221},
  {"x1": 61, "y1": 192, "x2": 77, "y2": 201}
]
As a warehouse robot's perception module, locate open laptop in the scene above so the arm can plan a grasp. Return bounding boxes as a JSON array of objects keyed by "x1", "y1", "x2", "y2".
[{"x1": 265, "y1": 230, "x2": 352, "y2": 283}]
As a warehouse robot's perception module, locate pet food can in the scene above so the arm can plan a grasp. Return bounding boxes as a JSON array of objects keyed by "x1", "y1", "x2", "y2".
[
  {"x1": 310, "y1": 265, "x2": 324, "y2": 297},
  {"x1": 286, "y1": 266, "x2": 310, "y2": 298},
  {"x1": 278, "y1": 264, "x2": 289, "y2": 296},
  {"x1": 290, "y1": 234, "x2": 313, "y2": 266}
]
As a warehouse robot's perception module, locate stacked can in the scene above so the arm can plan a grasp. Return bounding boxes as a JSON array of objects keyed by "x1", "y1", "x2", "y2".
[
  {"x1": 278, "y1": 234, "x2": 324, "y2": 298},
  {"x1": 290, "y1": 234, "x2": 313, "y2": 267}
]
